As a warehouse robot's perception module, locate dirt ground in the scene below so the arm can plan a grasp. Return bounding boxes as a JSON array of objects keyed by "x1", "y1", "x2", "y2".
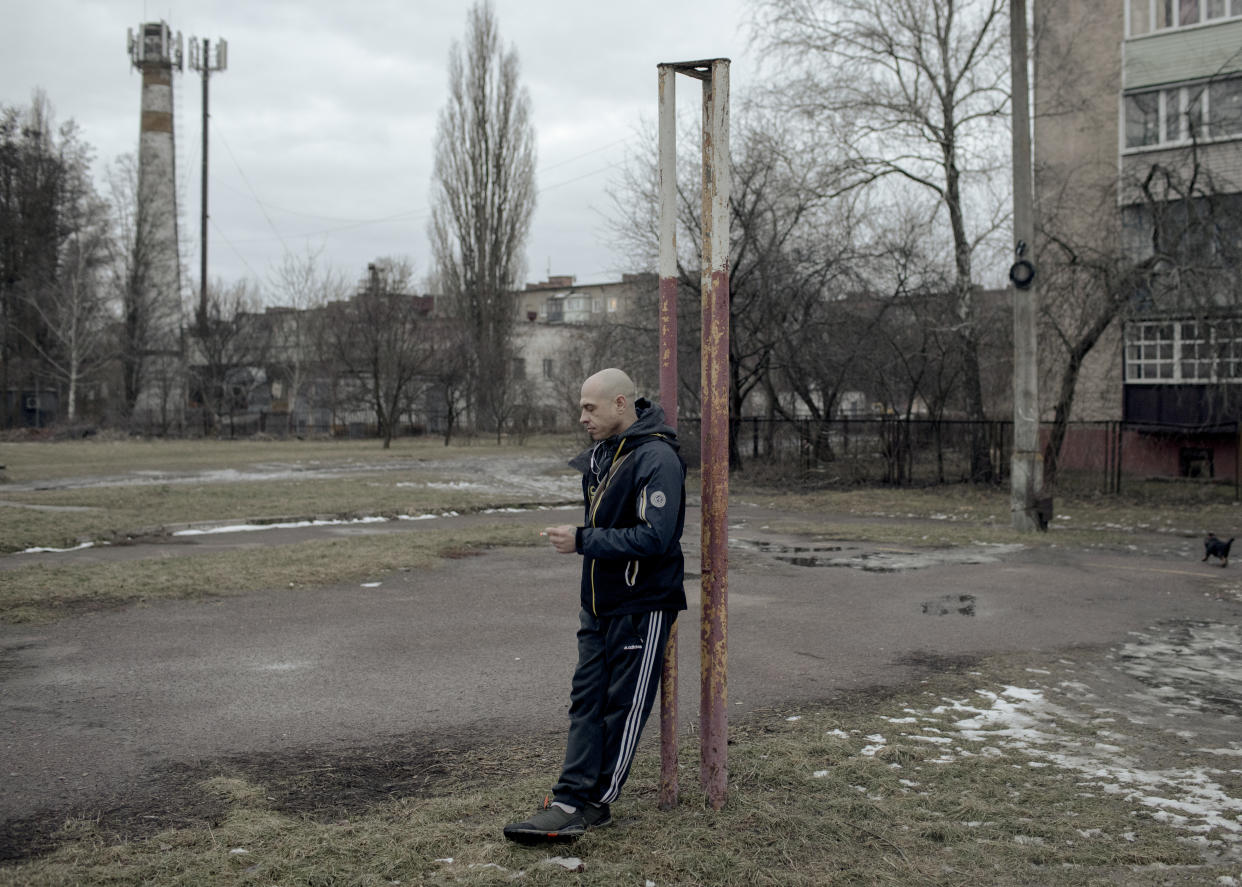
[{"x1": 3, "y1": 492, "x2": 1242, "y2": 864}]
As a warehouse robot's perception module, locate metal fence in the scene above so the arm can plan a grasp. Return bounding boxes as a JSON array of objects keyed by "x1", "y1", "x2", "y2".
[
  {"x1": 677, "y1": 416, "x2": 1242, "y2": 493},
  {"x1": 65, "y1": 410, "x2": 1242, "y2": 496},
  {"x1": 678, "y1": 417, "x2": 1012, "y2": 485}
]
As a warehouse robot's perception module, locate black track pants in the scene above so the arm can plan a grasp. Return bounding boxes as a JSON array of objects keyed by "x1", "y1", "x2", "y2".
[{"x1": 553, "y1": 608, "x2": 675, "y2": 809}]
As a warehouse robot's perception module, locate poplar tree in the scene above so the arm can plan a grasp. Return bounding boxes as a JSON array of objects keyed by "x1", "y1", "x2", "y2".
[{"x1": 429, "y1": 0, "x2": 536, "y2": 437}]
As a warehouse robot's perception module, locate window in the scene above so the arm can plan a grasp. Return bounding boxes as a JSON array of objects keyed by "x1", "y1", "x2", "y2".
[
  {"x1": 1124, "y1": 78, "x2": 1242, "y2": 148},
  {"x1": 1126, "y1": 319, "x2": 1242, "y2": 383},
  {"x1": 1210, "y1": 79, "x2": 1242, "y2": 136},
  {"x1": 1126, "y1": 322, "x2": 1175, "y2": 380},
  {"x1": 1164, "y1": 91, "x2": 1181, "y2": 143},
  {"x1": 1129, "y1": 0, "x2": 1242, "y2": 34},
  {"x1": 1179, "y1": 321, "x2": 1212, "y2": 380},
  {"x1": 1125, "y1": 91, "x2": 1161, "y2": 148},
  {"x1": 542, "y1": 358, "x2": 554, "y2": 379},
  {"x1": 1216, "y1": 318, "x2": 1242, "y2": 378},
  {"x1": 607, "y1": 297, "x2": 619, "y2": 313},
  {"x1": 512, "y1": 357, "x2": 526, "y2": 380}
]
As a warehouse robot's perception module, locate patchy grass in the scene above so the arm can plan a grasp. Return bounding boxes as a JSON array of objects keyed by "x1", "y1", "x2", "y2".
[
  {"x1": 4, "y1": 656, "x2": 1237, "y2": 886},
  {"x1": 0, "y1": 435, "x2": 579, "y2": 483},
  {"x1": 732, "y1": 477, "x2": 1241, "y2": 553},
  {"x1": 0, "y1": 523, "x2": 541, "y2": 624},
  {"x1": 0, "y1": 476, "x2": 570, "y2": 554},
  {"x1": 0, "y1": 437, "x2": 582, "y2": 553},
  {"x1": 3, "y1": 438, "x2": 1238, "y2": 555}
]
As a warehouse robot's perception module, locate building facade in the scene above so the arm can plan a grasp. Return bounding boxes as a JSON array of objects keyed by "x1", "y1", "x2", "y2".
[{"x1": 1036, "y1": 0, "x2": 1242, "y2": 479}]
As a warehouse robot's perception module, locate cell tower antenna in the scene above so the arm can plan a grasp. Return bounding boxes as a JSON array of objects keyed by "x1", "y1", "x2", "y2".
[{"x1": 188, "y1": 35, "x2": 229, "y2": 335}]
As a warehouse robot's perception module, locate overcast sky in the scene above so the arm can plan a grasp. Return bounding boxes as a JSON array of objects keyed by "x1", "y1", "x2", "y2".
[{"x1": 2, "y1": 0, "x2": 752, "y2": 300}]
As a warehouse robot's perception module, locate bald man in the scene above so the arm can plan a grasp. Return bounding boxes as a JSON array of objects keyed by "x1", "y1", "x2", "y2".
[{"x1": 504, "y1": 369, "x2": 687, "y2": 844}]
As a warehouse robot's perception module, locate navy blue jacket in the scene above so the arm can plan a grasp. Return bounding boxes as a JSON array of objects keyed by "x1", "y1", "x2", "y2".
[{"x1": 569, "y1": 399, "x2": 687, "y2": 617}]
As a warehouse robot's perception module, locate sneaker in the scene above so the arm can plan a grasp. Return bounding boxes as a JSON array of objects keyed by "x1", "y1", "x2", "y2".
[
  {"x1": 582, "y1": 802, "x2": 612, "y2": 830},
  {"x1": 502, "y1": 797, "x2": 586, "y2": 844}
]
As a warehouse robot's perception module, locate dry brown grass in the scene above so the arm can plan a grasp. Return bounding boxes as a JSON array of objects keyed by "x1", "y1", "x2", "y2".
[{"x1": 3, "y1": 657, "x2": 1232, "y2": 886}]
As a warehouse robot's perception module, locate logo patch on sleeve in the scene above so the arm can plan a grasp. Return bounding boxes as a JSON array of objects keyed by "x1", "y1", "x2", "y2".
[{"x1": 650, "y1": 491, "x2": 667, "y2": 508}]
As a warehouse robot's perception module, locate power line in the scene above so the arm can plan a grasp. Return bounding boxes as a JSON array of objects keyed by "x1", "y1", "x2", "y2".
[
  {"x1": 538, "y1": 159, "x2": 630, "y2": 194},
  {"x1": 212, "y1": 118, "x2": 288, "y2": 252},
  {"x1": 209, "y1": 215, "x2": 261, "y2": 280},
  {"x1": 539, "y1": 136, "x2": 633, "y2": 172},
  {"x1": 213, "y1": 179, "x2": 425, "y2": 225}
]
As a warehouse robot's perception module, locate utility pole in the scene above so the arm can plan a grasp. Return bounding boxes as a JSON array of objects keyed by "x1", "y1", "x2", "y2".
[
  {"x1": 1009, "y1": 0, "x2": 1042, "y2": 531},
  {"x1": 188, "y1": 36, "x2": 228, "y2": 335}
]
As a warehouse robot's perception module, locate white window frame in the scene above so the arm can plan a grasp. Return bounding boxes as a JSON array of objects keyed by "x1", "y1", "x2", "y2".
[
  {"x1": 1126, "y1": 318, "x2": 1242, "y2": 383},
  {"x1": 1122, "y1": 77, "x2": 1242, "y2": 151},
  {"x1": 1127, "y1": 0, "x2": 1242, "y2": 36}
]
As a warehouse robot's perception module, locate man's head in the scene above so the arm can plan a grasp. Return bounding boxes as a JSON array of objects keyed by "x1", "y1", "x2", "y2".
[{"x1": 579, "y1": 368, "x2": 638, "y2": 440}]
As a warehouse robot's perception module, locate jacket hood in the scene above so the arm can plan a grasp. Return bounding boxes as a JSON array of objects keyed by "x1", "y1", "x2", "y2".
[
  {"x1": 623, "y1": 397, "x2": 679, "y2": 446},
  {"x1": 569, "y1": 397, "x2": 679, "y2": 472}
]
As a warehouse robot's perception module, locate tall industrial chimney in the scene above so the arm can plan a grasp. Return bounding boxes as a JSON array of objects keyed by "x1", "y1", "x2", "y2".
[{"x1": 126, "y1": 21, "x2": 185, "y2": 429}]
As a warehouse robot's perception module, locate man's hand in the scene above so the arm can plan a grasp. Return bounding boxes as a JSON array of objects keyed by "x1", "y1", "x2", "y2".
[{"x1": 542, "y1": 525, "x2": 577, "y2": 554}]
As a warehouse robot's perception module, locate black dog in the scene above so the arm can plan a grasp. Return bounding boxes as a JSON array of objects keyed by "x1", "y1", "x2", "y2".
[{"x1": 1203, "y1": 533, "x2": 1234, "y2": 568}]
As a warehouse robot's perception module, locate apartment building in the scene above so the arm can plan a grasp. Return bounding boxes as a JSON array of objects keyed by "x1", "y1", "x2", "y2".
[{"x1": 1036, "y1": 0, "x2": 1242, "y2": 478}]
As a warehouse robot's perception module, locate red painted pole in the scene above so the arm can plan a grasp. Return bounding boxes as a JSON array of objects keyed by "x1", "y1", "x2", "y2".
[
  {"x1": 698, "y1": 58, "x2": 730, "y2": 810},
  {"x1": 656, "y1": 63, "x2": 680, "y2": 812}
]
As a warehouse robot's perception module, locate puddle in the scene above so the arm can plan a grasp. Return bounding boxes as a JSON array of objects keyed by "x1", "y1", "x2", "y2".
[
  {"x1": 732, "y1": 538, "x2": 1024, "y2": 572},
  {"x1": 731, "y1": 539, "x2": 847, "y2": 555},
  {"x1": 921, "y1": 594, "x2": 977, "y2": 617}
]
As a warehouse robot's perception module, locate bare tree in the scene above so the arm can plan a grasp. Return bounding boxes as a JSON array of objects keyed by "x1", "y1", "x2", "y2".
[
  {"x1": 20, "y1": 178, "x2": 112, "y2": 423},
  {"x1": 267, "y1": 247, "x2": 347, "y2": 435},
  {"x1": 429, "y1": 0, "x2": 536, "y2": 438},
  {"x1": 606, "y1": 109, "x2": 862, "y2": 466},
  {"x1": 190, "y1": 279, "x2": 271, "y2": 437},
  {"x1": 429, "y1": 319, "x2": 471, "y2": 445},
  {"x1": 107, "y1": 152, "x2": 183, "y2": 427},
  {"x1": 1, "y1": 93, "x2": 112, "y2": 426},
  {"x1": 326, "y1": 259, "x2": 435, "y2": 449},
  {"x1": 753, "y1": 0, "x2": 1012, "y2": 480}
]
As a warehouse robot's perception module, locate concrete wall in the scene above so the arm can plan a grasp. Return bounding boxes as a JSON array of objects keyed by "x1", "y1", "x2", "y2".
[{"x1": 1033, "y1": 0, "x2": 1127, "y2": 422}]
